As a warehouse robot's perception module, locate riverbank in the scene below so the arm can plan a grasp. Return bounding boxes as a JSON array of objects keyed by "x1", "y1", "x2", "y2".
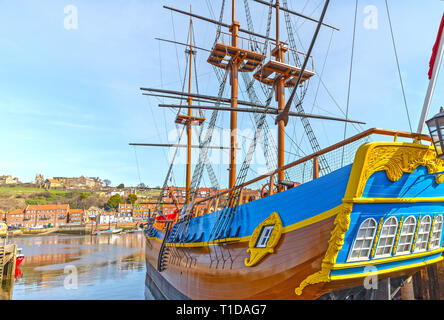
[
  {"x1": 5, "y1": 223, "x2": 140, "y2": 238},
  {"x1": 1, "y1": 231, "x2": 146, "y2": 300}
]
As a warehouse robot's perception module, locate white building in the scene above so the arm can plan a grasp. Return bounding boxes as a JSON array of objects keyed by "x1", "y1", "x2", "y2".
[{"x1": 98, "y1": 213, "x2": 132, "y2": 224}]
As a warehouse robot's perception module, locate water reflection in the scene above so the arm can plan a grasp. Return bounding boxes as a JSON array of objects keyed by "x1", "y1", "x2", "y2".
[{"x1": 0, "y1": 231, "x2": 146, "y2": 300}]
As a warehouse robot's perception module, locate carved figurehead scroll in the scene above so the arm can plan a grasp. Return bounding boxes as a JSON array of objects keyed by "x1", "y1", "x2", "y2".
[{"x1": 245, "y1": 212, "x2": 283, "y2": 267}]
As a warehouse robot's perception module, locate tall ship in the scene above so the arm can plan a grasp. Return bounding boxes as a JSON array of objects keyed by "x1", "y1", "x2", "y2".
[{"x1": 137, "y1": 0, "x2": 444, "y2": 300}]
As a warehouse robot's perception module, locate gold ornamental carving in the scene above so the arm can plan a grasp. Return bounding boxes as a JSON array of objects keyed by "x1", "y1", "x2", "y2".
[
  {"x1": 295, "y1": 204, "x2": 350, "y2": 295},
  {"x1": 245, "y1": 212, "x2": 283, "y2": 267},
  {"x1": 295, "y1": 142, "x2": 444, "y2": 296},
  {"x1": 357, "y1": 145, "x2": 444, "y2": 197}
]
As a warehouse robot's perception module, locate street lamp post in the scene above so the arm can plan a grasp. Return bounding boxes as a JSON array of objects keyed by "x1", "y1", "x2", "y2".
[{"x1": 426, "y1": 107, "x2": 444, "y2": 159}]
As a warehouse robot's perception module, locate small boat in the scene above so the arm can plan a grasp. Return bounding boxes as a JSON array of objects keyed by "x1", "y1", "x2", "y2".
[
  {"x1": 14, "y1": 248, "x2": 24, "y2": 279},
  {"x1": 125, "y1": 229, "x2": 141, "y2": 233},
  {"x1": 101, "y1": 228, "x2": 123, "y2": 235},
  {"x1": 15, "y1": 248, "x2": 24, "y2": 267}
]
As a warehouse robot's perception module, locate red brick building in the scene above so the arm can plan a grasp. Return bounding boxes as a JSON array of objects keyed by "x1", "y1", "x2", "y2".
[
  {"x1": 113, "y1": 187, "x2": 261, "y2": 221},
  {"x1": 24, "y1": 204, "x2": 69, "y2": 228},
  {"x1": 69, "y1": 209, "x2": 84, "y2": 224},
  {"x1": 6, "y1": 208, "x2": 25, "y2": 227},
  {"x1": 161, "y1": 187, "x2": 217, "y2": 205},
  {"x1": 158, "y1": 187, "x2": 260, "y2": 216},
  {"x1": 118, "y1": 203, "x2": 132, "y2": 214},
  {"x1": 157, "y1": 187, "x2": 219, "y2": 217},
  {"x1": 132, "y1": 203, "x2": 151, "y2": 221}
]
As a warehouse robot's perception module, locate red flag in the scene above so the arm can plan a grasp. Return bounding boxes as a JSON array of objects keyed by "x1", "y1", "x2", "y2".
[{"x1": 429, "y1": 13, "x2": 444, "y2": 79}]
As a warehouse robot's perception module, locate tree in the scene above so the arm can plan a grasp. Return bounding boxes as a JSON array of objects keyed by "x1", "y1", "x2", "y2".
[
  {"x1": 117, "y1": 183, "x2": 125, "y2": 189},
  {"x1": 103, "y1": 179, "x2": 111, "y2": 187},
  {"x1": 105, "y1": 194, "x2": 123, "y2": 211},
  {"x1": 127, "y1": 194, "x2": 137, "y2": 205},
  {"x1": 137, "y1": 183, "x2": 146, "y2": 189}
]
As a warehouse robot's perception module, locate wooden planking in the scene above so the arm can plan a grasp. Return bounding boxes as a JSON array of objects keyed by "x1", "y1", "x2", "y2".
[
  {"x1": 430, "y1": 259, "x2": 444, "y2": 299},
  {"x1": 208, "y1": 43, "x2": 265, "y2": 72},
  {"x1": 174, "y1": 114, "x2": 206, "y2": 126},
  {"x1": 253, "y1": 60, "x2": 315, "y2": 87},
  {"x1": 320, "y1": 267, "x2": 424, "y2": 296},
  {"x1": 0, "y1": 243, "x2": 17, "y2": 282},
  {"x1": 145, "y1": 215, "x2": 444, "y2": 300},
  {"x1": 212, "y1": 43, "x2": 265, "y2": 63},
  {"x1": 0, "y1": 242, "x2": 4, "y2": 282},
  {"x1": 145, "y1": 215, "x2": 336, "y2": 300}
]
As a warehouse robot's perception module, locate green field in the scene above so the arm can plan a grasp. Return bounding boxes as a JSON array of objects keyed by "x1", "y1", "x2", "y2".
[{"x1": 0, "y1": 186, "x2": 69, "y2": 196}]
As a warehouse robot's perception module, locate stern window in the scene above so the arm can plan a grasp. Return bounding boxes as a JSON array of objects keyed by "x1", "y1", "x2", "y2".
[
  {"x1": 430, "y1": 215, "x2": 443, "y2": 250},
  {"x1": 396, "y1": 216, "x2": 416, "y2": 255},
  {"x1": 374, "y1": 217, "x2": 398, "y2": 258},
  {"x1": 414, "y1": 215, "x2": 432, "y2": 253},
  {"x1": 348, "y1": 218, "x2": 377, "y2": 262}
]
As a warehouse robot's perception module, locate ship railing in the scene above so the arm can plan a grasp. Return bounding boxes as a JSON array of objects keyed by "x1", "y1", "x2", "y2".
[
  {"x1": 268, "y1": 42, "x2": 315, "y2": 73},
  {"x1": 215, "y1": 31, "x2": 266, "y2": 55},
  {"x1": 191, "y1": 128, "x2": 432, "y2": 215}
]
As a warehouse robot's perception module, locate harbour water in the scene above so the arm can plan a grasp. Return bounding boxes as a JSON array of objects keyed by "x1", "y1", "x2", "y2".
[{"x1": 0, "y1": 231, "x2": 151, "y2": 300}]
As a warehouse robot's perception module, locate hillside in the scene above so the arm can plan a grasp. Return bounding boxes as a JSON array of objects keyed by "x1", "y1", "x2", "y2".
[{"x1": 0, "y1": 186, "x2": 109, "y2": 211}]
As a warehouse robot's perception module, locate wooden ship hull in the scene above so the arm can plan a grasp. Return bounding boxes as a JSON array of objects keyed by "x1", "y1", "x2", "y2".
[
  {"x1": 144, "y1": 132, "x2": 444, "y2": 300},
  {"x1": 139, "y1": 1, "x2": 444, "y2": 300}
]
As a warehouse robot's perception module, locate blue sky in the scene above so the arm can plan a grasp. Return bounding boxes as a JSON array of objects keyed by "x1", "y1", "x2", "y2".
[{"x1": 0, "y1": 0, "x2": 443, "y2": 188}]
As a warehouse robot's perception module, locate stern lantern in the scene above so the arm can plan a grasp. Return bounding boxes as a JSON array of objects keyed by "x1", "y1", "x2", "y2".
[{"x1": 426, "y1": 107, "x2": 444, "y2": 159}]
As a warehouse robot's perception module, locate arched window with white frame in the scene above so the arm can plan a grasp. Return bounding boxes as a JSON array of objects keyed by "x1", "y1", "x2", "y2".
[
  {"x1": 374, "y1": 217, "x2": 398, "y2": 258},
  {"x1": 430, "y1": 215, "x2": 443, "y2": 250},
  {"x1": 414, "y1": 215, "x2": 432, "y2": 253},
  {"x1": 396, "y1": 216, "x2": 416, "y2": 255},
  {"x1": 348, "y1": 218, "x2": 377, "y2": 262}
]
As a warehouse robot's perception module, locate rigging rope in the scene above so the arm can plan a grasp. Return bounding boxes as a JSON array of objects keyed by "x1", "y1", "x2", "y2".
[
  {"x1": 209, "y1": 82, "x2": 276, "y2": 241},
  {"x1": 241, "y1": 0, "x2": 286, "y2": 178},
  {"x1": 149, "y1": 17, "x2": 201, "y2": 217},
  {"x1": 310, "y1": 29, "x2": 334, "y2": 115},
  {"x1": 281, "y1": 0, "x2": 331, "y2": 175},
  {"x1": 170, "y1": 66, "x2": 230, "y2": 252},
  {"x1": 341, "y1": 0, "x2": 359, "y2": 167},
  {"x1": 177, "y1": 43, "x2": 190, "y2": 115},
  {"x1": 189, "y1": 66, "x2": 230, "y2": 201},
  {"x1": 293, "y1": 0, "x2": 323, "y2": 33},
  {"x1": 173, "y1": 0, "x2": 277, "y2": 244},
  {"x1": 215, "y1": 0, "x2": 226, "y2": 45},
  {"x1": 183, "y1": 20, "x2": 220, "y2": 190},
  {"x1": 153, "y1": 126, "x2": 187, "y2": 219},
  {"x1": 385, "y1": 0, "x2": 413, "y2": 132},
  {"x1": 193, "y1": 55, "x2": 204, "y2": 118},
  {"x1": 133, "y1": 146, "x2": 142, "y2": 186},
  {"x1": 287, "y1": 0, "x2": 364, "y2": 136},
  {"x1": 158, "y1": 41, "x2": 164, "y2": 104},
  {"x1": 170, "y1": 10, "x2": 184, "y2": 85}
]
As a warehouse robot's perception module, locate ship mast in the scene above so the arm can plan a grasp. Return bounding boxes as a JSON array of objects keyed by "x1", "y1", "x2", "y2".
[
  {"x1": 186, "y1": 7, "x2": 194, "y2": 204},
  {"x1": 252, "y1": 0, "x2": 319, "y2": 188},
  {"x1": 150, "y1": 1, "x2": 354, "y2": 196},
  {"x1": 229, "y1": 0, "x2": 240, "y2": 190},
  {"x1": 133, "y1": 10, "x2": 206, "y2": 207},
  {"x1": 275, "y1": 0, "x2": 286, "y2": 189},
  {"x1": 172, "y1": 8, "x2": 209, "y2": 204}
]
